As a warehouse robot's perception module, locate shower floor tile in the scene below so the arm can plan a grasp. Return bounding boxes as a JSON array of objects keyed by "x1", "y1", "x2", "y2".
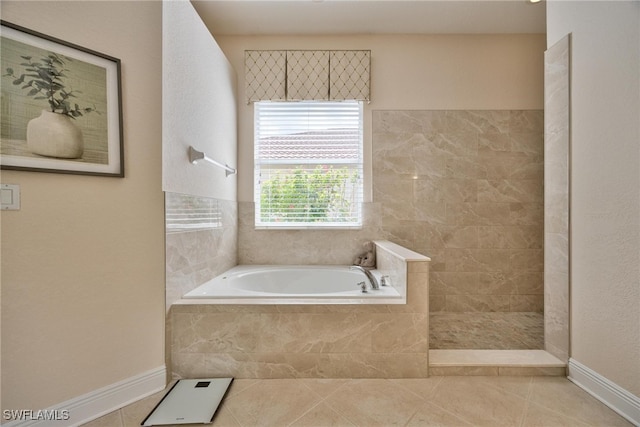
[{"x1": 429, "y1": 312, "x2": 544, "y2": 349}]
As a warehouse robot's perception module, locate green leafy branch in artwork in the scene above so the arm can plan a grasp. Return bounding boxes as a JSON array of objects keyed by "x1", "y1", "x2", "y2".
[
  {"x1": 3, "y1": 52, "x2": 97, "y2": 119},
  {"x1": 260, "y1": 165, "x2": 360, "y2": 223}
]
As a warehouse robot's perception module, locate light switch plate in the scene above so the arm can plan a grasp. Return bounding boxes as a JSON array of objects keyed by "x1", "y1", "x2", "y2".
[{"x1": 1, "y1": 184, "x2": 20, "y2": 210}]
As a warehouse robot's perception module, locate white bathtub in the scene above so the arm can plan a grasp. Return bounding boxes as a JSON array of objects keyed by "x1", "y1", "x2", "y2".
[{"x1": 181, "y1": 265, "x2": 404, "y2": 304}]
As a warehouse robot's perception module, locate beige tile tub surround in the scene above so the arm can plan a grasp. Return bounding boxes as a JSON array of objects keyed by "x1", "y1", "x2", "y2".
[
  {"x1": 237, "y1": 200, "x2": 384, "y2": 266},
  {"x1": 372, "y1": 110, "x2": 544, "y2": 314},
  {"x1": 170, "y1": 241, "x2": 431, "y2": 379},
  {"x1": 165, "y1": 192, "x2": 238, "y2": 380},
  {"x1": 165, "y1": 192, "x2": 238, "y2": 311}
]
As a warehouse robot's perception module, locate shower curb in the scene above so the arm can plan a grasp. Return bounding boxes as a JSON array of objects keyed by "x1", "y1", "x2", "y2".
[{"x1": 428, "y1": 349, "x2": 566, "y2": 376}]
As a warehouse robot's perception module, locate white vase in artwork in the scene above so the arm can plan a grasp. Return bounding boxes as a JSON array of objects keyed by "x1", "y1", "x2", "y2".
[{"x1": 26, "y1": 110, "x2": 84, "y2": 159}]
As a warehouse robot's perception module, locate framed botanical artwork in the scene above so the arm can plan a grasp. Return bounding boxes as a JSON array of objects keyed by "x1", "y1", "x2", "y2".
[{"x1": 0, "y1": 21, "x2": 123, "y2": 177}]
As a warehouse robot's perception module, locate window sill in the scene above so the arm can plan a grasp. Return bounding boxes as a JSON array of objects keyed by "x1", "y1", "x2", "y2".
[{"x1": 255, "y1": 225, "x2": 363, "y2": 231}]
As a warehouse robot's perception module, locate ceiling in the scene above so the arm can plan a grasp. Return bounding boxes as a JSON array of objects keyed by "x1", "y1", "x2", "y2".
[{"x1": 191, "y1": 0, "x2": 546, "y2": 36}]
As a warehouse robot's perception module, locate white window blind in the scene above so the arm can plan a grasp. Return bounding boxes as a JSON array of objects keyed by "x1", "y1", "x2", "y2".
[
  {"x1": 254, "y1": 101, "x2": 363, "y2": 228},
  {"x1": 165, "y1": 192, "x2": 222, "y2": 232}
]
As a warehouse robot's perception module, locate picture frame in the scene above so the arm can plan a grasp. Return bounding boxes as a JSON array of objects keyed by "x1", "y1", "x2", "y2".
[{"x1": 0, "y1": 21, "x2": 124, "y2": 177}]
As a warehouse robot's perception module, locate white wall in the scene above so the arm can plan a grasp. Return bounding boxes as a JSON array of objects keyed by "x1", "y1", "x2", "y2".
[
  {"x1": 215, "y1": 34, "x2": 545, "y2": 202},
  {"x1": 1, "y1": 0, "x2": 165, "y2": 412},
  {"x1": 547, "y1": 0, "x2": 640, "y2": 396},
  {"x1": 163, "y1": 0, "x2": 237, "y2": 201}
]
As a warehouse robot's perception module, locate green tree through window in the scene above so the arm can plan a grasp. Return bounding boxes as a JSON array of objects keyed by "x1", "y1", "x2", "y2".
[{"x1": 260, "y1": 165, "x2": 360, "y2": 223}]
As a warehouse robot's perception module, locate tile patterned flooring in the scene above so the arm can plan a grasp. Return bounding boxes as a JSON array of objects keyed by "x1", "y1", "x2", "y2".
[
  {"x1": 429, "y1": 312, "x2": 544, "y2": 350},
  {"x1": 82, "y1": 376, "x2": 632, "y2": 427}
]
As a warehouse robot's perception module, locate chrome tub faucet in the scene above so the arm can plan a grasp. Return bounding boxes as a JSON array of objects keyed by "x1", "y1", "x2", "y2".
[{"x1": 351, "y1": 265, "x2": 380, "y2": 290}]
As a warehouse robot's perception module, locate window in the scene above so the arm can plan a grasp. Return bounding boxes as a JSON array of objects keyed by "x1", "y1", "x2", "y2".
[{"x1": 254, "y1": 101, "x2": 363, "y2": 229}]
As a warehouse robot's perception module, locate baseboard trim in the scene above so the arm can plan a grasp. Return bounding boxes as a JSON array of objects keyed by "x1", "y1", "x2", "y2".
[
  {"x1": 568, "y1": 358, "x2": 640, "y2": 426},
  {"x1": 1, "y1": 366, "x2": 167, "y2": 427}
]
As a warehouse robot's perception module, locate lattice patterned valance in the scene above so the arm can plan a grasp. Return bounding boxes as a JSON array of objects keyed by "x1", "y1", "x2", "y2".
[{"x1": 245, "y1": 50, "x2": 370, "y2": 103}]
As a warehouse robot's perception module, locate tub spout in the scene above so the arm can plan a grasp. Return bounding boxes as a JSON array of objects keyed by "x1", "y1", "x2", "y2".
[{"x1": 350, "y1": 265, "x2": 379, "y2": 290}]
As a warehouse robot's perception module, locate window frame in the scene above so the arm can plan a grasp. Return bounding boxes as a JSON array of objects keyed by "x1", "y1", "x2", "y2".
[{"x1": 253, "y1": 100, "x2": 364, "y2": 230}]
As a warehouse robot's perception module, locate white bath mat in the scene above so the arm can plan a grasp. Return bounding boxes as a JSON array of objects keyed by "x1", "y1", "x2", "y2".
[{"x1": 141, "y1": 378, "x2": 233, "y2": 426}]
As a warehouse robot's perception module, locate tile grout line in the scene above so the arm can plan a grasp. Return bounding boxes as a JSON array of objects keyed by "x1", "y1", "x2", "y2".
[
  {"x1": 402, "y1": 405, "x2": 423, "y2": 427},
  {"x1": 219, "y1": 379, "x2": 263, "y2": 427},
  {"x1": 285, "y1": 378, "x2": 356, "y2": 427},
  {"x1": 517, "y1": 377, "x2": 535, "y2": 427},
  {"x1": 396, "y1": 377, "x2": 444, "y2": 426},
  {"x1": 285, "y1": 399, "x2": 350, "y2": 427},
  {"x1": 476, "y1": 375, "x2": 537, "y2": 401},
  {"x1": 219, "y1": 404, "x2": 243, "y2": 427},
  {"x1": 526, "y1": 400, "x2": 596, "y2": 426},
  {"x1": 525, "y1": 378, "x2": 613, "y2": 426},
  {"x1": 417, "y1": 394, "x2": 478, "y2": 426},
  {"x1": 310, "y1": 385, "x2": 359, "y2": 427},
  {"x1": 410, "y1": 377, "x2": 482, "y2": 426},
  {"x1": 389, "y1": 376, "x2": 445, "y2": 402},
  {"x1": 118, "y1": 407, "x2": 125, "y2": 427},
  {"x1": 519, "y1": 401, "x2": 531, "y2": 427}
]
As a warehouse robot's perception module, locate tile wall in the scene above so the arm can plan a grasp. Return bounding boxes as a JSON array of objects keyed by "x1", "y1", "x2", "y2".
[
  {"x1": 373, "y1": 110, "x2": 544, "y2": 314},
  {"x1": 167, "y1": 110, "x2": 548, "y2": 374},
  {"x1": 165, "y1": 192, "x2": 238, "y2": 378},
  {"x1": 237, "y1": 201, "x2": 384, "y2": 265},
  {"x1": 165, "y1": 192, "x2": 238, "y2": 309},
  {"x1": 237, "y1": 110, "x2": 544, "y2": 314},
  {"x1": 544, "y1": 36, "x2": 570, "y2": 362}
]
